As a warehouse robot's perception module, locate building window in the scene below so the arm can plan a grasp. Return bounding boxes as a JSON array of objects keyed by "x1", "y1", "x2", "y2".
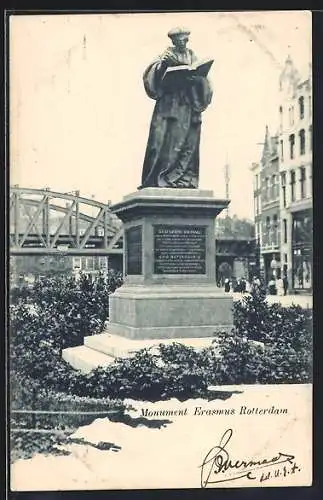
[
  {"x1": 86, "y1": 257, "x2": 94, "y2": 271},
  {"x1": 258, "y1": 221, "x2": 262, "y2": 246},
  {"x1": 299, "y1": 129, "x2": 305, "y2": 155},
  {"x1": 289, "y1": 134, "x2": 295, "y2": 159},
  {"x1": 281, "y1": 172, "x2": 287, "y2": 207},
  {"x1": 266, "y1": 216, "x2": 270, "y2": 245},
  {"x1": 300, "y1": 167, "x2": 306, "y2": 199},
  {"x1": 280, "y1": 139, "x2": 284, "y2": 162},
  {"x1": 290, "y1": 170, "x2": 296, "y2": 202},
  {"x1": 298, "y1": 96, "x2": 304, "y2": 119},
  {"x1": 273, "y1": 214, "x2": 278, "y2": 246},
  {"x1": 257, "y1": 222, "x2": 262, "y2": 241},
  {"x1": 267, "y1": 177, "x2": 270, "y2": 200},
  {"x1": 254, "y1": 174, "x2": 259, "y2": 191},
  {"x1": 309, "y1": 125, "x2": 312, "y2": 151},
  {"x1": 309, "y1": 95, "x2": 312, "y2": 116},
  {"x1": 283, "y1": 219, "x2": 287, "y2": 244},
  {"x1": 271, "y1": 175, "x2": 276, "y2": 198},
  {"x1": 99, "y1": 256, "x2": 108, "y2": 268},
  {"x1": 279, "y1": 106, "x2": 283, "y2": 130},
  {"x1": 73, "y1": 257, "x2": 81, "y2": 269}
]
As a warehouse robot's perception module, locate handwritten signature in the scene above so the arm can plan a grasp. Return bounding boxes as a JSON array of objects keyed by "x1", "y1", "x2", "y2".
[{"x1": 200, "y1": 428, "x2": 300, "y2": 487}]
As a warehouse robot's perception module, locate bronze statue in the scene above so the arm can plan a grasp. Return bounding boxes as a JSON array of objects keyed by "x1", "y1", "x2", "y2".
[{"x1": 139, "y1": 27, "x2": 213, "y2": 189}]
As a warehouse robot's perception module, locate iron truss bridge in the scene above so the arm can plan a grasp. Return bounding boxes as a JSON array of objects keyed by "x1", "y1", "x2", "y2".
[{"x1": 9, "y1": 187, "x2": 123, "y2": 256}]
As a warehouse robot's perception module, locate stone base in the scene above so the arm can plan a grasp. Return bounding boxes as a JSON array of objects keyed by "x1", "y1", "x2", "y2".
[
  {"x1": 109, "y1": 284, "x2": 233, "y2": 339},
  {"x1": 62, "y1": 333, "x2": 219, "y2": 373},
  {"x1": 84, "y1": 332, "x2": 217, "y2": 357},
  {"x1": 62, "y1": 187, "x2": 234, "y2": 372},
  {"x1": 62, "y1": 345, "x2": 115, "y2": 374},
  {"x1": 107, "y1": 323, "x2": 231, "y2": 339}
]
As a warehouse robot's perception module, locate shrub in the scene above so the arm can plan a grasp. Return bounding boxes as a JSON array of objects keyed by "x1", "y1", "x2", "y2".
[
  {"x1": 85, "y1": 344, "x2": 209, "y2": 401},
  {"x1": 10, "y1": 430, "x2": 72, "y2": 463},
  {"x1": 10, "y1": 271, "x2": 123, "y2": 350},
  {"x1": 234, "y1": 285, "x2": 269, "y2": 341},
  {"x1": 10, "y1": 285, "x2": 33, "y2": 305},
  {"x1": 232, "y1": 290, "x2": 312, "y2": 384},
  {"x1": 202, "y1": 332, "x2": 266, "y2": 385},
  {"x1": 11, "y1": 373, "x2": 126, "y2": 431},
  {"x1": 234, "y1": 287, "x2": 312, "y2": 344},
  {"x1": 10, "y1": 274, "x2": 312, "y2": 406}
]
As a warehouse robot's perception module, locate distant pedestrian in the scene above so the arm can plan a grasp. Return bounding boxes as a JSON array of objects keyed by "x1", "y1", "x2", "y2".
[
  {"x1": 224, "y1": 278, "x2": 230, "y2": 293},
  {"x1": 250, "y1": 276, "x2": 259, "y2": 293},
  {"x1": 245, "y1": 279, "x2": 251, "y2": 293},
  {"x1": 283, "y1": 276, "x2": 289, "y2": 296},
  {"x1": 277, "y1": 277, "x2": 284, "y2": 296},
  {"x1": 268, "y1": 277, "x2": 277, "y2": 295},
  {"x1": 253, "y1": 276, "x2": 261, "y2": 287}
]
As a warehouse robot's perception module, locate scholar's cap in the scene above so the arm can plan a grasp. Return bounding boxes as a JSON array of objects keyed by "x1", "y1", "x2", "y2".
[{"x1": 167, "y1": 27, "x2": 191, "y2": 39}]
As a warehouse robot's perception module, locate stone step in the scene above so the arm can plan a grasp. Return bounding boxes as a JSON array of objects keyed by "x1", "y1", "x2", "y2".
[
  {"x1": 62, "y1": 345, "x2": 115, "y2": 374},
  {"x1": 63, "y1": 334, "x2": 220, "y2": 374},
  {"x1": 84, "y1": 333, "x2": 139, "y2": 358},
  {"x1": 84, "y1": 331, "x2": 217, "y2": 359}
]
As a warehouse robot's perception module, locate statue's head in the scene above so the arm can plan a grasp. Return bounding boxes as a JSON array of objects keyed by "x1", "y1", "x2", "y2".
[{"x1": 167, "y1": 27, "x2": 190, "y2": 51}]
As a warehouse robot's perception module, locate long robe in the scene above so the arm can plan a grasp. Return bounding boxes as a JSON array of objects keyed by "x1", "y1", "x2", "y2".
[{"x1": 140, "y1": 47, "x2": 213, "y2": 189}]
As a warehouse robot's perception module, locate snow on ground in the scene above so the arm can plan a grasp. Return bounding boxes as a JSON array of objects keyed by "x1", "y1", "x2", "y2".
[{"x1": 11, "y1": 384, "x2": 312, "y2": 491}]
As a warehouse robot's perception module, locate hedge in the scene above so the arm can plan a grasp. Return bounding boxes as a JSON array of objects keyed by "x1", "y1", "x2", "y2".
[{"x1": 10, "y1": 275, "x2": 312, "y2": 405}]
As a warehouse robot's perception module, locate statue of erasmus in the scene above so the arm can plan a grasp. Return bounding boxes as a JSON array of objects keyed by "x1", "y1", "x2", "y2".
[{"x1": 139, "y1": 27, "x2": 213, "y2": 189}]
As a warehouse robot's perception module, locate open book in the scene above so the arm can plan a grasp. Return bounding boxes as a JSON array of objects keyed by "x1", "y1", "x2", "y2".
[{"x1": 162, "y1": 59, "x2": 214, "y2": 87}]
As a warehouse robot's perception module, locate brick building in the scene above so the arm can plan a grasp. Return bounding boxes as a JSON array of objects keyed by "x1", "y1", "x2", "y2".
[
  {"x1": 251, "y1": 56, "x2": 312, "y2": 292},
  {"x1": 278, "y1": 56, "x2": 312, "y2": 291},
  {"x1": 251, "y1": 126, "x2": 281, "y2": 283}
]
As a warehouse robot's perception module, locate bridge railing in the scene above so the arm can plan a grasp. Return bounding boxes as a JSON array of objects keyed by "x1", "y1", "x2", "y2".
[{"x1": 9, "y1": 187, "x2": 123, "y2": 254}]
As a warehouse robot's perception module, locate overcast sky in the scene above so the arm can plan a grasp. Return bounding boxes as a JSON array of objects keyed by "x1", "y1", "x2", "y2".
[{"x1": 10, "y1": 11, "x2": 311, "y2": 219}]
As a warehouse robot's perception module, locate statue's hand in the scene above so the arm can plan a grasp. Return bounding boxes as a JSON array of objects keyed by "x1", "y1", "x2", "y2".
[{"x1": 160, "y1": 49, "x2": 178, "y2": 65}]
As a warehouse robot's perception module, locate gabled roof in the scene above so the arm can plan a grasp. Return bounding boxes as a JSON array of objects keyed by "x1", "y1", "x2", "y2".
[{"x1": 261, "y1": 126, "x2": 279, "y2": 166}]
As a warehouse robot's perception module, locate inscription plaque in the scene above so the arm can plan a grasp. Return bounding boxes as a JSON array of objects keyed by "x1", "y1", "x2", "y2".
[
  {"x1": 154, "y1": 225, "x2": 206, "y2": 274},
  {"x1": 125, "y1": 226, "x2": 142, "y2": 275}
]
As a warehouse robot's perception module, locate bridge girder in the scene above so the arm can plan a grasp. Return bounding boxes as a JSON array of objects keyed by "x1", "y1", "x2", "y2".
[{"x1": 9, "y1": 187, "x2": 123, "y2": 254}]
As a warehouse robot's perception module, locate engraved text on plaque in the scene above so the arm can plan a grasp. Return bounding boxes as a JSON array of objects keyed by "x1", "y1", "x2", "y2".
[{"x1": 154, "y1": 225, "x2": 206, "y2": 274}]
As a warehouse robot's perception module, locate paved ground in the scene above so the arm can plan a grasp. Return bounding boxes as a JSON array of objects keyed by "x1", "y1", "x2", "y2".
[
  {"x1": 11, "y1": 384, "x2": 312, "y2": 491},
  {"x1": 232, "y1": 293, "x2": 312, "y2": 309}
]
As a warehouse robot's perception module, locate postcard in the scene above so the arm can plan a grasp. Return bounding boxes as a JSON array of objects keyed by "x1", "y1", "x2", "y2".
[{"x1": 8, "y1": 10, "x2": 312, "y2": 491}]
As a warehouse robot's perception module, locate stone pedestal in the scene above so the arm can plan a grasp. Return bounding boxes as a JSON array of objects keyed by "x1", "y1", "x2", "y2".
[{"x1": 108, "y1": 188, "x2": 234, "y2": 339}]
